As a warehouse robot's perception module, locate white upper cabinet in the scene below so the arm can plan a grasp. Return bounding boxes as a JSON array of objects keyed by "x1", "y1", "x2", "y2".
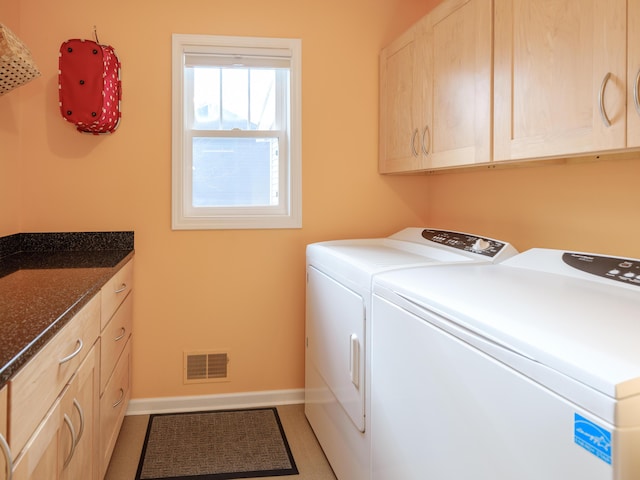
[{"x1": 493, "y1": 0, "x2": 627, "y2": 161}]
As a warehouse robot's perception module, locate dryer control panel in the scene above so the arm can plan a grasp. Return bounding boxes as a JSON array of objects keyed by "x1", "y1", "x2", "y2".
[
  {"x1": 421, "y1": 229, "x2": 507, "y2": 258},
  {"x1": 563, "y1": 252, "x2": 640, "y2": 288}
]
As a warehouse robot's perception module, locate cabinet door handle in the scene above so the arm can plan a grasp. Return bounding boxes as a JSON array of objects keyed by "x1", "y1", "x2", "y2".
[
  {"x1": 114, "y1": 327, "x2": 127, "y2": 342},
  {"x1": 72, "y1": 398, "x2": 85, "y2": 443},
  {"x1": 58, "y1": 339, "x2": 83, "y2": 365},
  {"x1": 634, "y1": 68, "x2": 640, "y2": 117},
  {"x1": 112, "y1": 388, "x2": 125, "y2": 408},
  {"x1": 0, "y1": 433, "x2": 13, "y2": 480},
  {"x1": 114, "y1": 283, "x2": 127, "y2": 294},
  {"x1": 62, "y1": 413, "x2": 77, "y2": 468},
  {"x1": 410, "y1": 129, "x2": 419, "y2": 157},
  {"x1": 421, "y1": 125, "x2": 431, "y2": 156},
  {"x1": 598, "y1": 72, "x2": 612, "y2": 127}
]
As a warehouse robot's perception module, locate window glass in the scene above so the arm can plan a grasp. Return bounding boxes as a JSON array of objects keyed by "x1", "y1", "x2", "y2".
[{"x1": 192, "y1": 137, "x2": 279, "y2": 207}]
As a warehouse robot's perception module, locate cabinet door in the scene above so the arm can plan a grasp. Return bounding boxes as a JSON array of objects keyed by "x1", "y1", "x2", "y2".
[
  {"x1": 379, "y1": 26, "x2": 429, "y2": 173},
  {"x1": 60, "y1": 346, "x2": 98, "y2": 480},
  {"x1": 0, "y1": 386, "x2": 8, "y2": 480},
  {"x1": 628, "y1": 0, "x2": 640, "y2": 147},
  {"x1": 494, "y1": 0, "x2": 626, "y2": 161},
  {"x1": 12, "y1": 389, "x2": 64, "y2": 480},
  {"x1": 429, "y1": 0, "x2": 492, "y2": 168},
  {"x1": 12, "y1": 346, "x2": 98, "y2": 480}
]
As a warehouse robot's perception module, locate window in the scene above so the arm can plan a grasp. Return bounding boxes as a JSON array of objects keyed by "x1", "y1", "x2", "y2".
[{"x1": 172, "y1": 34, "x2": 302, "y2": 229}]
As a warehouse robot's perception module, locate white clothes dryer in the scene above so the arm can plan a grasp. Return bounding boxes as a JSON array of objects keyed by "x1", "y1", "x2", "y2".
[
  {"x1": 371, "y1": 248, "x2": 640, "y2": 480},
  {"x1": 305, "y1": 228, "x2": 517, "y2": 480}
]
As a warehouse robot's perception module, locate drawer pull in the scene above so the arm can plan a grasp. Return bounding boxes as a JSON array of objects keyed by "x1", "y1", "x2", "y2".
[
  {"x1": 112, "y1": 388, "x2": 125, "y2": 408},
  {"x1": 114, "y1": 283, "x2": 127, "y2": 294},
  {"x1": 114, "y1": 327, "x2": 127, "y2": 342},
  {"x1": 73, "y1": 398, "x2": 85, "y2": 443},
  {"x1": 58, "y1": 339, "x2": 84, "y2": 364},
  {"x1": 62, "y1": 413, "x2": 77, "y2": 467},
  {"x1": 0, "y1": 433, "x2": 13, "y2": 480}
]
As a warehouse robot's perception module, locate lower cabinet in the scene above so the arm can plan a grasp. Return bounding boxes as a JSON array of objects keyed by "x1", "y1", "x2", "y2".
[
  {"x1": 12, "y1": 345, "x2": 98, "y2": 480},
  {"x1": 99, "y1": 339, "x2": 131, "y2": 477},
  {"x1": 0, "y1": 386, "x2": 8, "y2": 480},
  {"x1": 6, "y1": 258, "x2": 134, "y2": 480}
]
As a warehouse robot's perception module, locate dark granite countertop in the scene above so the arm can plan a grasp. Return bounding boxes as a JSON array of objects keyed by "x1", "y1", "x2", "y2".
[{"x1": 0, "y1": 232, "x2": 134, "y2": 388}]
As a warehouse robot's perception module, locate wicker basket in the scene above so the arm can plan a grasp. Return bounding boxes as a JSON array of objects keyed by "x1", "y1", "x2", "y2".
[{"x1": 0, "y1": 23, "x2": 41, "y2": 96}]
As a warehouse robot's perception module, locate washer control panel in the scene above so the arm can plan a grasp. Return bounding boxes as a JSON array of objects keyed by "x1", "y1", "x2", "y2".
[
  {"x1": 421, "y1": 229, "x2": 507, "y2": 258},
  {"x1": 563, "y1": 253, "x2": 640, "y2": 288}
]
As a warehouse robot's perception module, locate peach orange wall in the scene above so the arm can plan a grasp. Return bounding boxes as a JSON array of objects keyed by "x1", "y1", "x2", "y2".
[
  {"x1": 12, "y1": 0, "x2": 435, "y2": 399},
  {"x1": 0, "y1": 5, "x2": 22, "y2": 237},
  {"x1": 427, "y1": 156, "x2": 640, "y2": 259},
  {"x1": 7, "y1": 0, "x2": 639, "y2": 402}
]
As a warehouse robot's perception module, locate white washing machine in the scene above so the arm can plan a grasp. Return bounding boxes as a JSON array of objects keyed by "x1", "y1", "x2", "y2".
[
  {"x1": 371, "y1": 248, "x2": 640, "y2": 480},
  {"x1": 304, "y1": 228, "x2": 517, "y2": 480}
]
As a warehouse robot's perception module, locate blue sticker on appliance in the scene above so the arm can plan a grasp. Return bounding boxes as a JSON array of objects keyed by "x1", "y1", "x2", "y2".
[{"x1": 574, "y1": 413, "x2": 612, "y2": 465}]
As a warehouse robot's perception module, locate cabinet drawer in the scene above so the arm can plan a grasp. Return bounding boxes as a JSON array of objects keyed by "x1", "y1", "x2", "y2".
[
  {"x1": 100, "y1": 293, "x2": 133, "y2": 394},
  {"x1": 9, "y1": 294, "x2": 100, "y2": 457},
  {"x1": 101, "y1": 260, "x2": 133, "y2": 331},
  {"x1": 99, "y1": 338, "x2": 130, "y2": 478}
]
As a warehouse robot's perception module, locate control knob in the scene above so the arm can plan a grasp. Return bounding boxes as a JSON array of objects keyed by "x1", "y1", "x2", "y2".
[{"x1": 472, "y1": 238, "x2": 491, "y2": 252}]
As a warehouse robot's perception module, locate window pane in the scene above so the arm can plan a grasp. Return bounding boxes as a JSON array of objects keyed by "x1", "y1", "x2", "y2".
[
  {"x1": 191, "y1": 66, "x2": 281, "y2": 131},
  {"x1": 193, "y1": 67, "x2": 221, "y2": 128},
  {"x1": 221, "y1": 69, "x2": 249, "y2": 129},
  {"x1": 192, "y1": 137, "x2": 280, "y2": 207},
  {"x1": 250, "y1": 69, "x2": 277, "y2": 129}
]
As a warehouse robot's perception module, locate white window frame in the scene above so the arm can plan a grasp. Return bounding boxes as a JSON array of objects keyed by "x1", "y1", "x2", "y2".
[{"x1": 172, "y1": 34, "x2": 302, "y2": 230}]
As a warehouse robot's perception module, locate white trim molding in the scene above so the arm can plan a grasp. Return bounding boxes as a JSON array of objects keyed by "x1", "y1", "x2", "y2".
[{"x1": 126, "y1": 388, "x2": 305, "y2": 416}]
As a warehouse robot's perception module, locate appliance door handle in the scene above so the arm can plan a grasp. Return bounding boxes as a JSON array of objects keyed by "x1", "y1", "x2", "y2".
[{"x1": 349, "y1": 334, "x2": 360, "y2": 388}]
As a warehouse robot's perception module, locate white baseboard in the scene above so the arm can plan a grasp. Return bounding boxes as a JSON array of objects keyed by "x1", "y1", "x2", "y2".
[{"x1": 126, "y1": 388, "x2": 305, "y2": 416}]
